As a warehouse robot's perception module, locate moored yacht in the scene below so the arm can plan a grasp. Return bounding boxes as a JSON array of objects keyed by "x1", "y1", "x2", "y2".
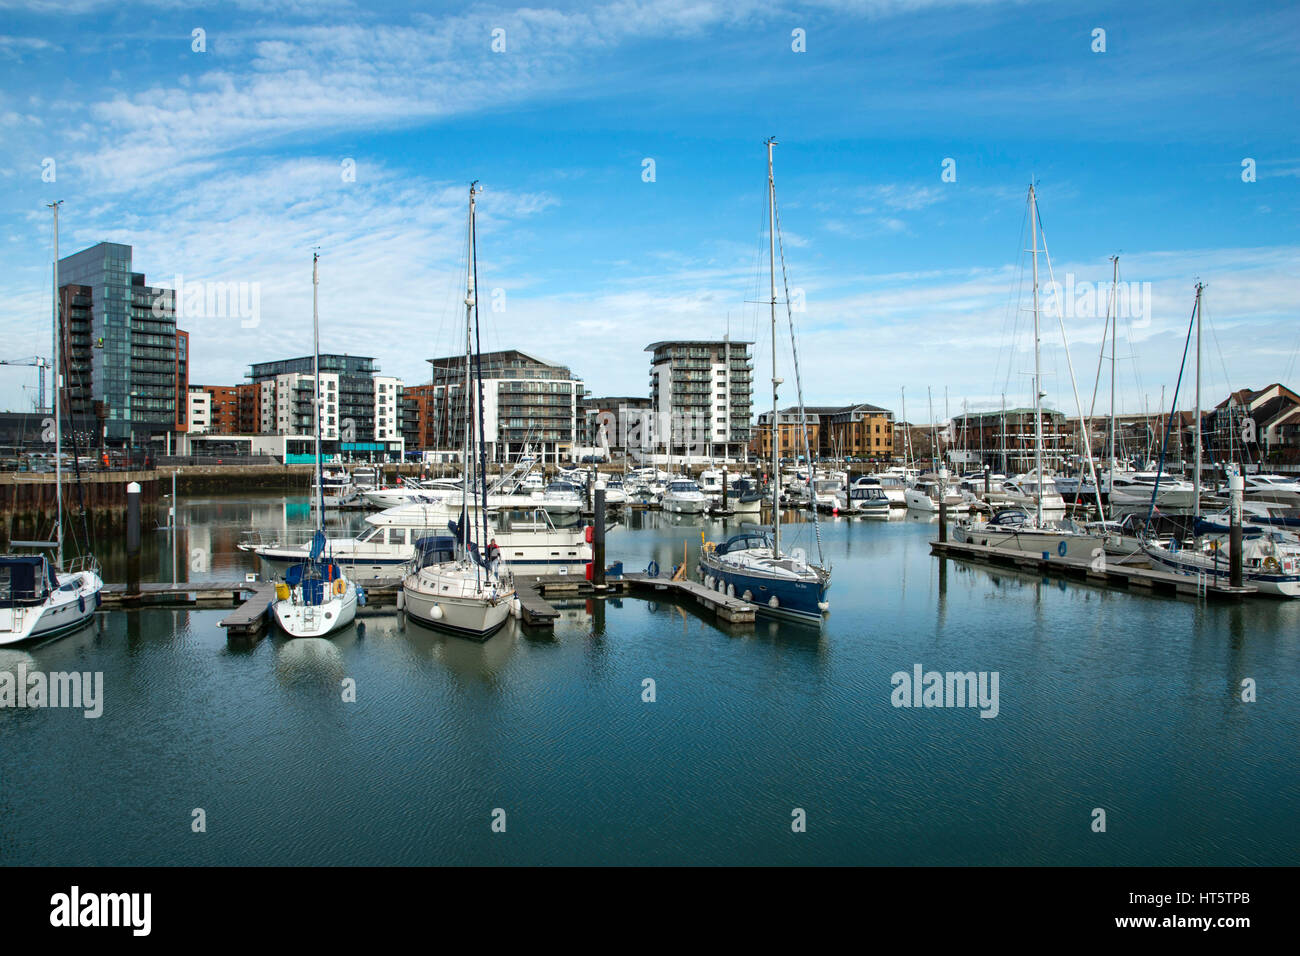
[{"x1": 662, "y1": 478, "x2": 707, "y2": 514}]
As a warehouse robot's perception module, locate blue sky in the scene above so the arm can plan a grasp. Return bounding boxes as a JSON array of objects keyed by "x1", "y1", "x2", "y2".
[{"x1": 1, "y1": 0, "x2": 1297, "y2": 423}]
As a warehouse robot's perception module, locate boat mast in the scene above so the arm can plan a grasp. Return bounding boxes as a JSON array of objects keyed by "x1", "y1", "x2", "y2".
[
  {"x1": 1193, "y1": 282, "x2": 1203, "y2": 521},
  {"x1": 462, "y1": 185, "x2": 476, "y2": 563},
  {"x1": 49, "y1": 200, "x2": 63, "y2": 570},
  {"x1": 1029, "y1": 184, "x2": 1044, "y2": 526},
  {"x1": 1108, "y1": 255, "x2": 1118, "y2": 519},
  {"x1": 767, "y1": 136, "x2": 781, "y2": 559},
  {"x1": 312, "y1": 251, "x2": 324, "y2": 531},
  {"x1": 900, "y1": 386, "x2": 908, "y2": 469}
]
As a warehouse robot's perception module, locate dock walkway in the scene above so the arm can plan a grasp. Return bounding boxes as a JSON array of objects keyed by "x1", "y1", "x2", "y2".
[{"x1": 931, "y1": 539, "x2": 1257, "y2": 600}]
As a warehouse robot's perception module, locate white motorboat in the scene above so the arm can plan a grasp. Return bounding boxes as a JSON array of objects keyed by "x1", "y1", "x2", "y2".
[
  {"x1": 0, "y1": 555, "x2": 103, "y2": 646},
  {"x1": 662, "y1": 478, "x2": 707, "y2": 514},
  {"x1": 1242, "y1": 474, "x2": 1300, "y2": 506},
  {"x1": 245, "y1": 508, "x2": 592, "y2": 585},
  {"x1": 835, "y1": 485, "x2": 891, "y2": 517},
  {"x1": 854, "y1": 473, "x2": 908, "y2": 505},
  {"x1": 1106, "y1": 471, "x2": 1196, "y2": 509}
]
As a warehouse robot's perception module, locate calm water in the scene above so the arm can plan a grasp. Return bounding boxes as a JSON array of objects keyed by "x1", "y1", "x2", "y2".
[{"x1": 2, "y1": 496, "x2": 1297, "y2": 865}]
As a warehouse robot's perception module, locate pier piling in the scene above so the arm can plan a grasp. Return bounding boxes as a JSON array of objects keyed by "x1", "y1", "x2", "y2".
[
  {"x1": 593, "y1": 483, "x2": 606, "y2": 589},
  {"x1": 938, "y1": 496, "x2": 948, "y2": 542},
  {"x1": 1229, "y1": 471, "x2": 1244, "y2": 589},
  {"x1": 125, "y1": 481, "x2": 141, "y2": 603}
]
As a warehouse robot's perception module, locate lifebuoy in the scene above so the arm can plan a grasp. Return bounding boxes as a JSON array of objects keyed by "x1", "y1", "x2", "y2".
[
  {"x1": 1263, "y1": 557, "x2": 1280, "y2": 573},
  {"x1": 333, "y1": 578, "x2": 346, "y2": 596}
]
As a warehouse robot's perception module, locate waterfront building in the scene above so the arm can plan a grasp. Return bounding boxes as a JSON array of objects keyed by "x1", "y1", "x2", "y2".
[
  {"x1": 579, "y1": 395, "x2": 655, "y2": 455},
  {"x1": 248, "y1": 355, "x2": 404, "y2": 460},
  {"x1": 425, "y1": 349, "x2": 583, "y2": 463},
  {"x1": 645, "y1": 338, "x2": 753, "y2": 459},
  {"x1": 750, "y1": 403, "x2": 894, "y2": 463},
  {"x1": 57, "y1": 242, "x2": 190, "y2": 448}
]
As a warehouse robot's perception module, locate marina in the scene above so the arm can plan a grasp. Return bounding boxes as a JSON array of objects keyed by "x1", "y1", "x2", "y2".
[{"x1": 3, "y1": 490, "x2": 1298, "y2": 868}]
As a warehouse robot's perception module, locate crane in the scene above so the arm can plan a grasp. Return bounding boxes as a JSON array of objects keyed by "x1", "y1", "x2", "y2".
[{"x1": 0, "y1": 356, "x2": 50, "y2": 412}]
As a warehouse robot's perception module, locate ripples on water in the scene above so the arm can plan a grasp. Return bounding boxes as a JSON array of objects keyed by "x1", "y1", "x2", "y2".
[{"x1": 2, "y1": 497, "x2": 1297, "y2": 865}]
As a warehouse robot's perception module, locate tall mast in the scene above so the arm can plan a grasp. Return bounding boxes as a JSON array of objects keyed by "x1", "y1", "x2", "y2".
[
  {"x1": 462, "y1": 185, "x2": 476, "y2": 559},
  {"x1": 1108, "y1": 255, "x2": 1118, "y2": 518},
  {"x1": 767, "y1": 136, "x2": 781, "y2": 559},
  {"x1": 1029, "y1": 184, "x2": 1044, "y2": 525},
  {"x1": 312, "y1": 251, "x2": 323, "y2": 530},
  {"x1": 49, "y1": 200, "x2": 63, "y2": 569},
  {"x1": 900, "y1": 386, "x2": 908, "y2": 468},
  {"x1": 1193, "y1": 282, "x2": 1203, "y2": 520}
]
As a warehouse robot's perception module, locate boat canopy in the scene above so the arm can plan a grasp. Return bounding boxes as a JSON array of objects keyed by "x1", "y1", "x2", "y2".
[
  {"x1": 0, "y1": 555, "x2": 55, "y2": 608},
  {"x1": 413, "y1": 534, "x2": 458, "y2": 570},
  {"x1": 715, "y1": 531, "x2": 772, "y2": 555}
]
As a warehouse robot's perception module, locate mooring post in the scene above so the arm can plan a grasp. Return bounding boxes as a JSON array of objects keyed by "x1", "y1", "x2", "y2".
[
  {"x1": 126, "y1": 480, "x2": 141, "y2": 601},
  {"x1": 721, "y1": 470, "x2": 729, "y2": 512},
  {"x1": 984, "y1": 465, "x2": 990, "y2": 497},
  {"x1": 938, "y1": 467, "x2": 949, "y2": 542},
  {"x1": 1229, "y1": 470, "x2": 1244, "y2": 589},
  {"x1": 593, "y1": 481, "x2": 606, "y2": 589}
]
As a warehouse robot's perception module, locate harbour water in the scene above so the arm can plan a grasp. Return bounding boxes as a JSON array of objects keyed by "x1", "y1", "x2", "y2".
[{"x1": 2, "y1": 495, "x2": 1298, "y2": 865}]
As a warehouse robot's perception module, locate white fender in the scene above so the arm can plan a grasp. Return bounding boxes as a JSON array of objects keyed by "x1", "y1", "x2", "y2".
[
  {"x1": 742, "y1": 589, "x2": 752, "y2": 602},
  {"x1": 429, "y1": 603, "x2": 444, "y2": 621},
  {"x1": 768, "y1": 595, "x2": 779, "y2": 608},
  {"x1": 396, "y1": 589, "x2": 405, "y2": 611}
]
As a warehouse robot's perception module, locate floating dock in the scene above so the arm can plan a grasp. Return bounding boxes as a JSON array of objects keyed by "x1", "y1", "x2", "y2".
[
  {"x1": 931, "y1": 539, "x2": 1258, "y2": 600},
  {"x1": 621, "y1": 572, "x2": 757, "y2": 623}
]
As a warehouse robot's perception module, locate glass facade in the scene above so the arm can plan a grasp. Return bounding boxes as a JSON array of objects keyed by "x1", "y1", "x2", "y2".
[{"x1": 58, "y1": 242, "x2": 184, "y2": 445}]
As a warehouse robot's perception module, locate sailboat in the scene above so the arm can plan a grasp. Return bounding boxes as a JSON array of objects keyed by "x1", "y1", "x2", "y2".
[
  {"x1": 1140, "y1": 285, "x2": 1300, "y2": 596},
  {"x1": 401, "y1": 182, "x2": 515, "y2": 638},
  {"x1": 1, "y1": 202, "x2": 104, "y2": 646},
  {"x1": 272, "y1": 253, "x2": 360, "y2": 638},
  {"x1": 953, "y1": 184, "x2": 1103, "y2": 557},
  {"x1": 698, "y1": 139, "x2": 830, "y2": 621}
]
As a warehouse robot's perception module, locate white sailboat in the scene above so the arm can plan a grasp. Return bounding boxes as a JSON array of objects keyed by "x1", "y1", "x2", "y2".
[
  {"x1": 1, "y1": 202, "x2": 103, "y2": 646},
  {"x1": 699, "y1": 138, "x2": 830, "y2": 621},
  {"x1": 1141, "y1": 284, "x2": 1300, "y2": 595},
  {"x1": 401, "y1": 182, "x2": 515, "y2": 639},
  {"x1": 272, "y1": 253, "x2": 359, "y2": 638},
  {"x1": 954, "y1": 184, "x2": 1103, "y2": 556}
]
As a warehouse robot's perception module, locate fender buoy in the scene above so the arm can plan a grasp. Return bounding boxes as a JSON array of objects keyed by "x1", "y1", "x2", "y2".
[
  {"x1": 1057, "y1": 541, "x2": 1068, "y2": 557},
  {"x1": 647, "y1": 560, "x2": 659, "y2": 578},
  {"x1": 78, "y1": 594, "x2": 86, "y2": 613},
  {"x1": 584, "y1": 525, "x2": 594, "y2": 543},
  {"x1": 333, "y1": 578, "x2": 346, "y2": 596}
]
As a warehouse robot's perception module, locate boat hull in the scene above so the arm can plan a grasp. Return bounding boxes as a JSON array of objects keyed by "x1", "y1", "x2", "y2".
[
  {"x1": 698, "y1": 554, "x2": 828, "y2": 621},
  {"x1": 273, "y1": 584, "x2": 358, "y2": 638},
  {"x1": 0, "y1": 570, "x2": 103, "y2": 646},
  {"x1": 402, "y1": 582, "x2": 512, "y2": 638}
]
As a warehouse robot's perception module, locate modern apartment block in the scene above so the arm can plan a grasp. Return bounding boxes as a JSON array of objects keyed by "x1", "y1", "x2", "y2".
[
  {"x1": 426, "y1": 349, "x2": 584, "y2": 463},
  {"x1": 57, "y1": 242, "x2": 190, "y2": 447},
  {"x1": 645, "y1": 338, "x2": 753, "y2": 459},
  {"x1": 187, "y1": 384, "x2": 243, "y2": 436},
  {"x1": 247, "y1": 355, "x2": 404, "y2": 459}
]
